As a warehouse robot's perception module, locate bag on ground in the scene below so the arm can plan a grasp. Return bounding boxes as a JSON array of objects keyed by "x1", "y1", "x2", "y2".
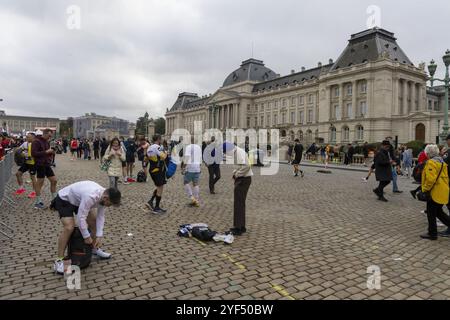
[
  {"x1": 67, "y1": 227, "x2": 92, "y2": 269},
  {"x1": 137, "y1": 170, "x2": 147, "y2": 183}
]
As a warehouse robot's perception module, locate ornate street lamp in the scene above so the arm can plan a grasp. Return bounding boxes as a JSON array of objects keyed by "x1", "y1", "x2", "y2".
[{"x1": 428, "y1": 50, "x2": 450, "y2": 144}]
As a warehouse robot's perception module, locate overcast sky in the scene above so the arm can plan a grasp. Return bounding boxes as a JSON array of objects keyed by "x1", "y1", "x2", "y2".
[{"x1": 0, "y1": 0, "x2": 448, "y2": 122}]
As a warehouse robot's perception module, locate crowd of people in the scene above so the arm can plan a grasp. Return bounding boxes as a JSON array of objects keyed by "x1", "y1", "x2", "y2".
[{"x1": 3, "y1": 128, "x2": 450, "y2": 276}]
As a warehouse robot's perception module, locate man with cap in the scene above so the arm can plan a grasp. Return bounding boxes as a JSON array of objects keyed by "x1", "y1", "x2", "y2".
[
  {"x1": 441, "y1": 134, "x2": 450, "y2": 237},
  {"x1": 373, "y1": 140, "x2": 394, "y2": 202},
  {"x1": 224, "y1": 142, "x2": 253, "y2": 236},
  {"x1": 51, "y1": 181, "x2": 121, "y2": 274}
]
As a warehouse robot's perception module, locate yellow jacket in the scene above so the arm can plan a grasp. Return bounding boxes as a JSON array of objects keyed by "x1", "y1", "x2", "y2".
[{"x1": 422, "y1": 159, "x2": 449, "y2": 204}]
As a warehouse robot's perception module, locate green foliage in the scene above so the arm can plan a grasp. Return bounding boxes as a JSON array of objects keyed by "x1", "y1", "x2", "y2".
[
  {"x1": 406, "y1": 140, "x2": 426, "y2": 157},
  {"x1": 154, "y1": 117, "x2": 166, "y2": 135}
]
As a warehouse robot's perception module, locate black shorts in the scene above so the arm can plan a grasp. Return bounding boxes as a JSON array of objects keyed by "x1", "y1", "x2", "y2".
[
  {"x1": 18, "y1": 163, "x2": 36, "y2": 175},
  {"x1": 121, "y1": 161, "x2": 127, "y2": 168},
  {"x1": 150, "y1": 171, "x2": 166, "y2": 187},
  {"x1": 51, "y1": 195, "x2": 79, "y2": 219},
  {"x1": 126, "y1": 154, "x2": 135, "y2": 163},
  {"x1": 292, "y1": 157, "x2": 302, "y2": 165},
  {"x1": 36, "y1": 165, "x2": 55, "y2": 179}
]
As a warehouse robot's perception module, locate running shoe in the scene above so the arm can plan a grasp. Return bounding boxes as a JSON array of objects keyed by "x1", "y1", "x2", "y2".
[
  {"x1": 28, "y1": 192, "x2": 36, "y2": 199},
  {"x1": 15, "y1": 188, "x2": 26, "y2": 195}
]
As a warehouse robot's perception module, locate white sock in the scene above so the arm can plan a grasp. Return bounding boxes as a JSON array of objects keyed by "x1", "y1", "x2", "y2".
[
  {"x1": 193, "y1": 186, "x2": 199, "y2": 200},
  {"x1": 184, "y1": 184, "x2": 193, "y2": 198}
]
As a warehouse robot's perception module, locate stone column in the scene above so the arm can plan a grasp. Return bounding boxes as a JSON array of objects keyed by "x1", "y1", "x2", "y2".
[
  {"x1": 352, "y1": 81, "x2": 357, "y2": 118},
  {"x1": 339, "y1": 83, "x2": 344, "y2": 120},
  {"x1": 403, "y1": 80, "x2": 408, "y2": 115},
  {"x1": 411, "y1": 82, "x2": 416, "y2": 112},
  {"x1": 227, "y1": 104, "x2": 231, "y2": 128}
]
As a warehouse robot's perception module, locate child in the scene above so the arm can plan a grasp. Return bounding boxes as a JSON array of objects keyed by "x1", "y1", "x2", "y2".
[{"x1": 103, "y1": 138, "x2": 126, "y2": 189}]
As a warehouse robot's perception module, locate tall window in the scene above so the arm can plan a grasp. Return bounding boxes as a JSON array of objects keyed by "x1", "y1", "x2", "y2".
[
  {"x1": 343, "y1": 127, "x2": 350, "y2": 141},
  {"x1": 291, "y1": 97, "x2": 297, "y2": 106},
  {"x1": 334, "y1": 87, "x2": 340, "y2": 98},
  {"x1": 309, "y1": 94, "x2": 314, "y2": 104},
  {"x1": 299, "y1": 111, "x2": 304, "y2": 124},
  {"x1": 274, "y1": 100, "x2": 279, "y2": 108},
  {"x1": 273, "y1": 114, "x2": 278, "y2": 125},
  {"x1": 346, "y1": 103, "x2": 352, "y2": 118},
  {"x1": 334, "y1": 105, "x2": 340, "y2": 120},
  {"x1": 282, "y1": 99, "x2": 287, "y2": 107},
  {"x1": 299, "y1": 96, "x2": 304, "y2": 105},
  {"x1": 308, "y1": 110, "x2": 313, "y2": 123},
  {"x1": 281, "y1": 113, "x2": 286, "y2": 124},
  {"x1": 356, "y1": 125, "x2": 364, "y2": 140},
  {"x1": 360, "y1": 101, "x2": 367, "y2": 116},
  {"x1": 330, "y1": 127, "x2": 337, "y2": 142},
  {"x1": 290, "y1": 111, "x2": 295, "y2": 123},
  {"x1": 255, "y1": 104, "x2": 258, "y2": 112},
  {"x1": 347, "y1": 84, "x2": 353, "y2": 96},
  {"x1": 260, "y1": 116, "x2": 264, "y2": 126},
  {"x1": 361, "y1": 82, "x2": 367, "y2": 93},
  {"x1": 266, "y1": 114, "x2": 271, "y2": 126}
]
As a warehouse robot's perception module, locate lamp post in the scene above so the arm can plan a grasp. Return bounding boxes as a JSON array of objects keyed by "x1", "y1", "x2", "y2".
[{"x1": 428, "y1": 50, "x2": 450, "y2": 144}]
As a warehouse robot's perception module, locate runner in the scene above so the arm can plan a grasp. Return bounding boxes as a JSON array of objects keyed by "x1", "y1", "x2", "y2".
[
  {"x1": 181, "y1": 138, "x2": 202, "y2": 207},
  {"x1": 15, "y1": 132, "x2": 37, "y2": 198},
  {"x1": 292, "y1": 139, "x2": 304, "y2": 177},
  {"x1": 145, "y1": 134, "x2": 168, "y2": 214},
  {"x1": 31, "y1": 129, "x2": 57, "y2": 209},
  {"x1": 70, "y1": 138, "x2": 78, "y2": 161},
  {"x1": 51, "y1": 181, "x2": 121, "y2": 274}
]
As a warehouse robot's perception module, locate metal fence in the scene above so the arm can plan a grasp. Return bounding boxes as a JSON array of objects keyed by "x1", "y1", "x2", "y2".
[{"x1": 0, "y1": 151, "x2": 15, "y2": 239}]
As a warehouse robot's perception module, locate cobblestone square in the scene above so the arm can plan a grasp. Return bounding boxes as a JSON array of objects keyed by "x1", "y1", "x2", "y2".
[{"x1": 1, "y1": 155, "x2": 449, "y2": 300}]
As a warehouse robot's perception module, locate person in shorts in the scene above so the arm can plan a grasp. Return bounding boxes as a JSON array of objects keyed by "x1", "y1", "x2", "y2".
[
  {"x1": 182, "y1": 138, "x2": 202, "y2": 207},
  {"x1": 51, "y1": 181, "x2": 121, "y2": 274},
  {"x1": 31, "y1": 129, "x2": 57, "y2": 209},
  {"x1": 15, "y1": 132, "x2": 37, "y2": 198}
]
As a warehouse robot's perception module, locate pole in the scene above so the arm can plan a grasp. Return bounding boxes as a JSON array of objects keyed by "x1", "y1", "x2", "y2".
[{"x1": 444, "y1": 64, "x2": 449, "y2": 135}]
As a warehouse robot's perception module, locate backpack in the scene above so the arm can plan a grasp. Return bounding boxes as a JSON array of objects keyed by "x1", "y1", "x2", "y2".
[
  {"x1": 191, "y1": 226, "x2": 217, "y2": 242},
  {"x1": 413, "y1": 161, "x2": 426, "y2": 183},
  {"x1": 14, "y1": 148, "x2": 25, "y2": 166},
  {"x1": 165, "y1": 157, "x2": 177, "y2": 179},
  {"x1": 137, "y1": 170, "x2": 147, "y2": 183},
  {"x1": 67, "y1": 227, "x2": 92, "y2": 269},
  {"x1": 137, "y1": 148, "x2": 145, "y2": 161}
]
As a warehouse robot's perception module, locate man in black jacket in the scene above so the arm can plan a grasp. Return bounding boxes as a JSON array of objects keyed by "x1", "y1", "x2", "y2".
[{"x1": 373, "y1": 140, "x2": 394, "y2": 202}]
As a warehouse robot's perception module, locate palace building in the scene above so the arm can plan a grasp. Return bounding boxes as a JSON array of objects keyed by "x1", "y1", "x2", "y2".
[{"x1": 165, "y1": 28, "x2": 448, "y2": 145}]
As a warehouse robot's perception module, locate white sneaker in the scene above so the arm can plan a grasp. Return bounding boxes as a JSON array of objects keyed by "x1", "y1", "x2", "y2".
[
  {"x1": 362, "y1": 178, "x2": 368, "y2": 182},
  {"x1": 93, "y1": 248, "x2": 112, "y2": 259},
  {"x1": 54, "y1": 260, "x2": 64, "y2": 275},
  {"x1": 437, "y1": 220, "x2": 445, "y2": 227}
]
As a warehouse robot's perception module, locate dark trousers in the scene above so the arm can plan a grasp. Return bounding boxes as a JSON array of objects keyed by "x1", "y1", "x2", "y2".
[
  {"x1": 208, "y1": 164, "x2": 221, "y2": 192},
  {"x1": 427, "y1": 199, "x2": 450, "y2": 237},
  {"x1": 94, "y1": 149, "x2": 99, "y2": 160},
  {"x1": 234, "y1": 177, "x2": 251, "y2": 229},
  {"x1": 375, "y1": 180, "x2": 390, "y2": 194}
]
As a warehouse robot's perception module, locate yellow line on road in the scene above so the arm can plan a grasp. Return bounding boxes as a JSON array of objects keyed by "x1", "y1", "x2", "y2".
[
  {"x1": 193, "y1": 237, "x2": 207, "y2": 246},
  {"x1": 271, "y1": 283, "x2": 295, "y2": 300},
  {"x1": 221, "y1": 253, "x2": 246, "y2": 270}
]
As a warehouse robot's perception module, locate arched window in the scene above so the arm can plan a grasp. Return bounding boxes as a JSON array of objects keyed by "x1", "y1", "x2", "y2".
[
  {"x1": 289, "y1": 130, "x2": 295, "y2": 141},
  {"x1": 330, "y1": 127, "x2": 337, "y2": 143},
  {"x1": 356, "y1": 125, "x2": 364, "y2": 141},
  {"x1": 298, "y1": 130, "x2": 304, "y2": 142},
  {"x1": 306, "y1": 130, "x2": 313, "y2": 144},
  {"x1": 342, "y1": 126, "x2": 350, "y2": 142},
  {"x1": 281, "y1": 130, "x2": 287, "y2": 138}
]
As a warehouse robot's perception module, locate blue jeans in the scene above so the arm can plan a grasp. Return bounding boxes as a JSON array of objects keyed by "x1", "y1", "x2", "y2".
[{"x1": 392, "y1": 167, "x2": 399, "y2": 192}]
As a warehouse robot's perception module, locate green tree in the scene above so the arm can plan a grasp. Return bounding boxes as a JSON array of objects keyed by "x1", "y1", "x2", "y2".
[
  {"x1": 154, "y1": 117, "x2": 166, "y2": 135},
  {"x1": 136, "y1": 112, "x2": 149, "y2": 136}
]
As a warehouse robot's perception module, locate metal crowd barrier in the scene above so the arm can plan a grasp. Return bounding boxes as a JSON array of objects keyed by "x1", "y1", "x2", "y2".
[{"x1": 0, "y1": 151, "x2": 16, "y2": 239}]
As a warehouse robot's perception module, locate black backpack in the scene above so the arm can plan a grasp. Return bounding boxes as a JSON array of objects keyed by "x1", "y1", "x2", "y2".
[
  {"x1": 137, "y1": 170, "x2": 147, "y2": 183},
  {"x1": 413, "y1": 161, "x2": 426, "y2": 183},
  {"x1": 67, "y1": 227, "x2": 92, "y2": 269},
  {"x1": 191, "y1": 226, "x2": 217, "y2": 241},
  {"x1": 14, "y1": 149, "x2": 25, "y2": 167}
]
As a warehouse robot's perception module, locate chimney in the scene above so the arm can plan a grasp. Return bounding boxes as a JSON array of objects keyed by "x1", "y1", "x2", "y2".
[
  {"x1": 329, "y1": 59, "x2": 333, "y2": 64},
  {"x1": 291, "y1": 69, "x2": 295, "y2": 74},
  {"x1": 301, "y1": 67, "x2": 306, "y2": 72},
  {"x1": 276, "y1": 74, "x2": 281, "y2": 78},
  {"x1": 318, "y1": 62, "x2": 322, "y2": 67}
]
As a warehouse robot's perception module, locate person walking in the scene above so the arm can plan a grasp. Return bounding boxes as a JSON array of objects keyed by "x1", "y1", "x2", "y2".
[
  {"x1": 419, "y1": 144, "x2": 450, "y2": 240},
  {"x1": 15, "y1": 132, "x2": 37, "y2": 198},
  {"x1": 100, "y1": 138, "x2": 109, "y2": 162},
  {"x1": 205, "y1": 136, "x2": 221, "y2": 194},
  {"x1": 402, "y1": 147, "x2": 413, "y2": 178},
  {"x1": 70, "y1": 138, "x2": 78, "y2": 161},
  {"x1": 373, "y1": 140, "x2": 394, "y2": 202},
  {"x1": 387, "y1": 142, "x2": 403, "y2": 194},
  {"x1": 31, "y1": 129, "x2": 57, "y2": 209},
  {"x1": 292, "y1": 139, "x2": 304, "y2": 177},
  {"x1": 181, "y1": 138, "x2": 202, "y2": 207},
  {"x1": 145, "y1": 134, "x2": 168, "y2": 214},
  {"x1": 93, "y1": 138, "x2": 100, "y2": 160},
  {"x1": 441, "y1": 134, "x2": 450, "y2": 237},
  {"x1": 125, "y1": 137, "x2": 137, "y2": 182},
  {"x1": 224, "y1": 142, "x2": 253, "y2": 236},
  {"x1": 103, "y1": 138, "x2": 126, "y2": 189}
]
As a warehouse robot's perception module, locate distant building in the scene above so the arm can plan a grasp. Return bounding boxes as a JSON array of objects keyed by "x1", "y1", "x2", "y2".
[
  {"x1": 0, "y1": 110, "x2": 60, "y2": 136},
  {"x1": 166, "y1": 27, "x2": 449, "y2": 144},
  {"x1": 72, "y1": 113, "x2": 131, "y2": 139}
]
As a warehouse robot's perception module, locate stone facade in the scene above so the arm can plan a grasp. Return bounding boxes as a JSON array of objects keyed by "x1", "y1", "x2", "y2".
[
  {"x1": 166, "y1": 28, "x2": 448, "y2": 145},
  {"x1": 0, "y1": 110, "x2": 60, "y2": 136},
  {"x1": 73, "y1": 113, "x2": 130, "y2": 139}
]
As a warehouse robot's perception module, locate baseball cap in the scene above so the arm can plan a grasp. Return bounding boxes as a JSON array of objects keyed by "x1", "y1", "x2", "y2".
[{"x1": 35, "y1": 130, "x2": 43, "y2": 136}]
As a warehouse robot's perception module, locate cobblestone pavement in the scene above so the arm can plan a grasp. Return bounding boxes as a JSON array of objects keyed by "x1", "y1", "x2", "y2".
[{"x1": 1, "y1": 154, "x2": 450, "y2": 300}]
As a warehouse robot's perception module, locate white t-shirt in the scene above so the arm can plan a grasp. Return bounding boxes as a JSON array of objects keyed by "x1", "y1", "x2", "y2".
[
  {"x1": 184, "y1": 144, "x2": 202, "y2": 173},
  {"x1": 147, "y1": 144, "x2": 162, "y2": 158}
]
